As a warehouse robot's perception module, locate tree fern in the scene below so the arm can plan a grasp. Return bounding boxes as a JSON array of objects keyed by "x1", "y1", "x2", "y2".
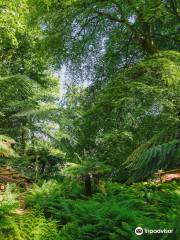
[{"x1": 125, "y1": 126, "x2": 180, "y2": 181}]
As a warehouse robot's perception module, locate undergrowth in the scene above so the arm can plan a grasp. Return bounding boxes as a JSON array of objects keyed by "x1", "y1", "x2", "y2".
[
  {"x1": 25, "y1": 180, "x2": 180, "y2": 240},
  {"x1": 1, "y1": 181, "x2": 179, "y2": 239}
]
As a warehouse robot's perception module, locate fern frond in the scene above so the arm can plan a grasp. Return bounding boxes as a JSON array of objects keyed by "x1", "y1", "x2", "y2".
[{"x1": 125, "y1": 126, "x2": 180, "y2": 181}]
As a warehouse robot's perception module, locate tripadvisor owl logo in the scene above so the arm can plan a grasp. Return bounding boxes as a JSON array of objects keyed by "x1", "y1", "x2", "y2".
[
  {"x1": 135, "y1": 227, "x2": 144, "y2": 235},
  {"x1": 135, "y1": 227, "x2": 173, "y2": 235}
]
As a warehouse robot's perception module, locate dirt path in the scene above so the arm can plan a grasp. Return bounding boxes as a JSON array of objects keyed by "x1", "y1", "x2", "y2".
[{"x1": 14, "y1": 194, "x2": 29, "y2": 215}]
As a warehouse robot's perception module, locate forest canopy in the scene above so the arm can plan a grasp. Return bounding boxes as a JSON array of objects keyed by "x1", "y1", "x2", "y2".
[{"x1": 0, "y1": 0, "x2": 180, "y2": 239}]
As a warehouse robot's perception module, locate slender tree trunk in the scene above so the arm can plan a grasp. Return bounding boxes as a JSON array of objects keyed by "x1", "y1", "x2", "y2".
[
  {"x1": 40, "y1": 162, "x2": 46, "y2": 176},
  {"x1": 21, "y1": 127, "x2": 26, "y2": 155},
  {"x1": 35, "y1": 156, "x2": 39, "y2": 182},
  {"x1": 21, "y1": 118, "x2": 27, "y2": 155},
  {"x1": 84, "y1": 173, "x2": 92, "y2": 196}
]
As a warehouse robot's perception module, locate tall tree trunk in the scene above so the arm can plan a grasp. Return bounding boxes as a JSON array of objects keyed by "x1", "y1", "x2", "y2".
[
  {"x1": 35, "y1": 156, "x2": 39, "y2": 182},
  {"x1": 135, "y1": 10, "x2": 158, "y2": 55},
  {"x1": 21, "y1": 127, "x2": 26, "y2": 155}
]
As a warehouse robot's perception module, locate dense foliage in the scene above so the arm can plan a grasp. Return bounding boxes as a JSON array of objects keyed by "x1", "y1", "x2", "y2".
[
  {"x1": 0, "y1": 181, "x2": 179, "y2": 240},
  {"x1": 0, "y1": 0, "x2": 179, "y2": 239}
]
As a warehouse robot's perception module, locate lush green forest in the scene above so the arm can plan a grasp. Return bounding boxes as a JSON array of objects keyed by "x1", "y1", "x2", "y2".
[{"x1": 0, "y1": 0, "x2": 180, "y2": 239}]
